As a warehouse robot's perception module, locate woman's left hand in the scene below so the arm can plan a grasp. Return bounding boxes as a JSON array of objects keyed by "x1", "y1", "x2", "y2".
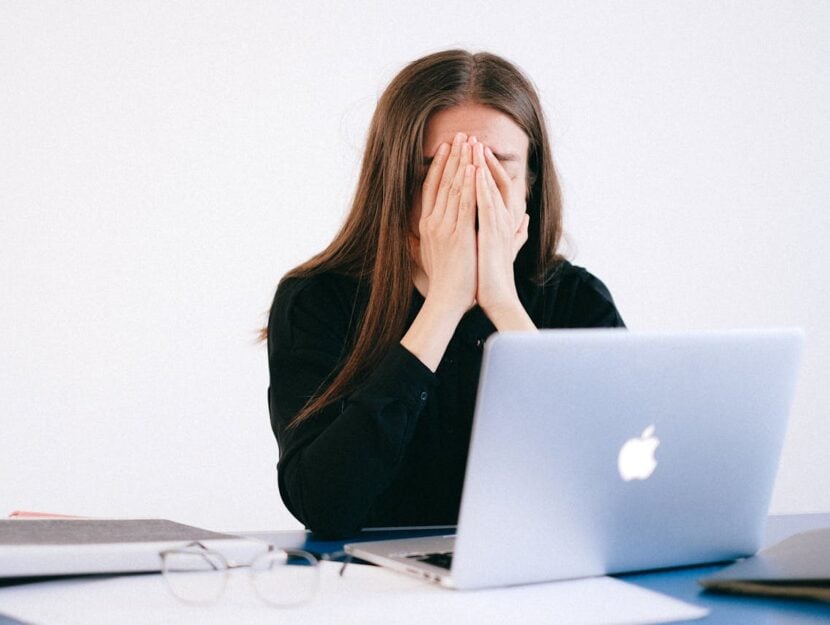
[{"x1": 472, "y1": 140, "x2": 530, "y2": 317}]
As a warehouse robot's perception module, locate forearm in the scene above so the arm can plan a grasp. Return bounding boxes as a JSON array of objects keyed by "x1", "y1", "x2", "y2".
[
  {"x1": 280, "y1": 399, "x2": 416, "y2": 537},
  {"x1": 274, "y1": 344, "x2": 435, "y2": 537},
  {"x1": 484, "y1": 298, "x2": 537, "y2": 332},
  {"x1": 400, "y1": 296, "x2": 465, "y2": 372}
]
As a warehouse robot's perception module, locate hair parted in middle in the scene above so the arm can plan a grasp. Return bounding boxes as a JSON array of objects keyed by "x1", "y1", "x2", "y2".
[{"x1": 276, "y1": 48, "x2": 565, "y2": 426}]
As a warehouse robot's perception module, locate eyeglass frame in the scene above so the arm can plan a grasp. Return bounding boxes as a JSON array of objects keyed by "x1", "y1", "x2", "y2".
[{"x1": 159, "y1": 540, "x2": 337, "y2": 607}]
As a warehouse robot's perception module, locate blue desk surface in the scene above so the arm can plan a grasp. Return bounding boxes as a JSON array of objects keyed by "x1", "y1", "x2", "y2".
[
  {"x1": 247, "y1": 513, "x2": 830, "y2": 624},
  {"x1": 619, "y1": 513, "x2": 830, "y2": 624}
]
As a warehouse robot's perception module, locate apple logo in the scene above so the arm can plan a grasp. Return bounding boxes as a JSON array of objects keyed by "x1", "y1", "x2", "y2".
[{"x1": 618, "y1": 425, "x2": 660, "y2": 481}]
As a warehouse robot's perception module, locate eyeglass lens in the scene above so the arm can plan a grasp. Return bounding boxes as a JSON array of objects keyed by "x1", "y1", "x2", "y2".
[
  {"x1": 163, "y1": 549, "x2": 228, "y2": 604},
  {"x1": 250, "y1": 549, "x2": 319, "y2": 606}
]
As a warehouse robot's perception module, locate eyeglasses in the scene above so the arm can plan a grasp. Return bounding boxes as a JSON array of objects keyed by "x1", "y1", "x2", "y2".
[{"x1": 159, "y1": 541, "x2": 321, "y2": 607}]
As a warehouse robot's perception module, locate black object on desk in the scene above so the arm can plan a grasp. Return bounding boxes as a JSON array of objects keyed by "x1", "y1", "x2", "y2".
[
  {"x1": 698, "y1": 528, "x2": 830, "y2": 602},
  {"x1": 621, "y1": 514, "x2": 830, "y2": 624}
]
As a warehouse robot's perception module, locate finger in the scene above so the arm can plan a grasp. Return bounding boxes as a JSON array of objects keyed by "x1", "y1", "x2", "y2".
[
  {"x1": 456, "y1": 164, "x2": 476, "y2": 232},
  {"x1": 476, "y1": 165, "x2": 495, "y2": 228},
  {"x1": 513, "y1": 213, "x2": 530, "y2": 257},
  {"x1": 419, "y1": 142, "x2": 450, "y2": 221},
  {"x1": 432, "y1": 132, "x2": 467, "y2": 222},
  {"x1": 483, "y1": 163, "x2": 509, "y2": 217},
  {"x1": 473, "y1": 141, "x2": 485, "y2": 169},
  {"x1": 463, "y1": 136, "x2": 474, "y2": 162},
  {"x1": 444, "y1": 142, "x2": 471, "y2": 227},
  {"x1": 462, "y1": 137, "x2": 474, "y2": 168},
  {"x1": 516, "y1": 213, "x2": 530, "y2": 237},
  {"x1": 484, "y1": 161, "x2": 500, "y2": 196},
  {"x1": 483, "y1": 146, "x2": 511, "y2": 200},
  {"x1": 484, "y1": 147, "x2": 526, "y2": 230}
]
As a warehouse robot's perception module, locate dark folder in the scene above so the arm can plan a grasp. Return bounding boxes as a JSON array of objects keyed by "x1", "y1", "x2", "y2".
[{"x1": 699, "y1": 528, "x2": 830, "y2": 602}]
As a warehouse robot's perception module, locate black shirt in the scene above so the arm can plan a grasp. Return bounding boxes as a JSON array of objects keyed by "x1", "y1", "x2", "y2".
[{"x1": 267, "y1": 260, "x2": 625, "y2": 537}]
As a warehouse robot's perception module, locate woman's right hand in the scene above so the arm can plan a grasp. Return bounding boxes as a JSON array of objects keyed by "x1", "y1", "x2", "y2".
[{"x1": 416, "y1": 131, "x2": 477, "y2": 319}]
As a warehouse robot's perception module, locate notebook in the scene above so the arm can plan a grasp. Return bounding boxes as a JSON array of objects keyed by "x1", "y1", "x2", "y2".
[
  {"x1": 0, "y1": 518, "x2": 264, "y2": 579},
  {"x1": 345, "y1": 328, "x2": 804, "y2": 590},
  {"x1": 699, "y1": 527, "x2": 830, "y2": 602}
]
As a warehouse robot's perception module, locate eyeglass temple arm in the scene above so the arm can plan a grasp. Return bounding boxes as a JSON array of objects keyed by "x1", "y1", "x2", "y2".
[
  {"x1": 160, "y1": 541, "x2": 225, "y2": 572},
  {"x1": 312, "y1": 549, "x2": 352, "y2": 576}
]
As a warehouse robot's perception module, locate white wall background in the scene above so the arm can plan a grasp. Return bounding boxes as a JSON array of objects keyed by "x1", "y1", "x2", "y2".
[{"x1": 1, "y1": 1, "x2": 828, "y2": 532}]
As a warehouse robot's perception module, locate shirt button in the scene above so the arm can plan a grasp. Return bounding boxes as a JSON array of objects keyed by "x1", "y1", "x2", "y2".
[
  {"x1": 420, "y1": 391, "x2": 428, "y2": 401},
  {"x1": 475, "y1": 339, "x2": 484, "y2": 348}
]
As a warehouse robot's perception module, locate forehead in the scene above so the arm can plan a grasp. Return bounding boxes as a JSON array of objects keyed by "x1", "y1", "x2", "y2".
[{"x1": 423, "y1": 103, "x2": 529, "y2": 161}]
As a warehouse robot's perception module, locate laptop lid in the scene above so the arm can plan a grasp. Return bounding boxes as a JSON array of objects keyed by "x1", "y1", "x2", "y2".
[{"x1": 451, "y1": 328, "x2": 804, "y2": 590}]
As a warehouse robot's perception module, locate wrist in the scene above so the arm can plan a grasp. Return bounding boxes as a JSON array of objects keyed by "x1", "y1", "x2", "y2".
[
  {"x1": 479, "y1": 289, "x2": 521, "y2": 320},
  {"x1": 482, "y1": 297, "x2": 536, "y2": 332},
  {"x1": 422, "y1": 290, "x2": 472, "y2": 324},
  {"x1": 401, "y1": 295, "x2": 465, "y2": 372}
]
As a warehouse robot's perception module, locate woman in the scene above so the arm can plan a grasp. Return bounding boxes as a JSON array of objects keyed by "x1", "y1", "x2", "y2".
[{"x1": 265, "y1": 49, "x2": 625, "y2": 537}]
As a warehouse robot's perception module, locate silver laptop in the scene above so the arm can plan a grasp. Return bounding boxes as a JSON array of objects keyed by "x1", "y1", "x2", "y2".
[{"x1": 345, "y1": 328, "x2": 804, "y2": 590}]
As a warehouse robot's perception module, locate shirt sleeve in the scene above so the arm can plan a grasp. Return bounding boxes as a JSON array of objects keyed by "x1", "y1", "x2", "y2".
[{"x1": 267, "y1": 276, "x2": 437, "y2": 538}]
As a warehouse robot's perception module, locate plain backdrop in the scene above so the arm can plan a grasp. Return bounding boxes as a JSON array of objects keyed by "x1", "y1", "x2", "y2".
[{"x1": 1, "y1": 1, "x2": 828, "y2": 531}]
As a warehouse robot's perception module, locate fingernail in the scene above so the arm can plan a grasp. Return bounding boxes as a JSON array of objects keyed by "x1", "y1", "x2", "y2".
[
  {"x1": 484, "y1": 146, "x2": 493, "y2": 158},
  {"x1": 470, "y1": 136, "x2": 477, "y2": 144},
  {"x1": 453, "y1": 132, "x2": 465, "y2": 145},
  {"x1": 437, "y1": 143, "x2": 449, "y2": 155}
]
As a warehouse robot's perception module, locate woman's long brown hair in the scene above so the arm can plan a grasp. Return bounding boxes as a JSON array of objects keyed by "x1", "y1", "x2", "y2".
[{"x1": 265, "y1": 49, "x2": 564, "y2": 427}]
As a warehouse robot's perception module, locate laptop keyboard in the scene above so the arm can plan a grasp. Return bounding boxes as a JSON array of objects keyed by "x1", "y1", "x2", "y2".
[{"x1": 406, "y1": 551, "x2": 453, "y2": 569}]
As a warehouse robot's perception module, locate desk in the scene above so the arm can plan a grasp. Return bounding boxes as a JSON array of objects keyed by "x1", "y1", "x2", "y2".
[
  {"x1": 0, "y1": 514, "x2": 827, "y2": 625},
  {"x1": 244, "y1": 513, "x2": 830, "y2": 624},
  {"x1": 620, "y1": 513, "x2": 830, "y2": 624}
]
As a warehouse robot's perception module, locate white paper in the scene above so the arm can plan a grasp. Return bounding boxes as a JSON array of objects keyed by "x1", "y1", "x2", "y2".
[{"x1": 0, "y1": 562, "x2": 708, "y2": 625}]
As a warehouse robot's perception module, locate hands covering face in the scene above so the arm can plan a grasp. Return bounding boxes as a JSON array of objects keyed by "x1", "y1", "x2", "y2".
[{"x1": 414, "y1": 132, "x2": 530, "y2": 318}]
